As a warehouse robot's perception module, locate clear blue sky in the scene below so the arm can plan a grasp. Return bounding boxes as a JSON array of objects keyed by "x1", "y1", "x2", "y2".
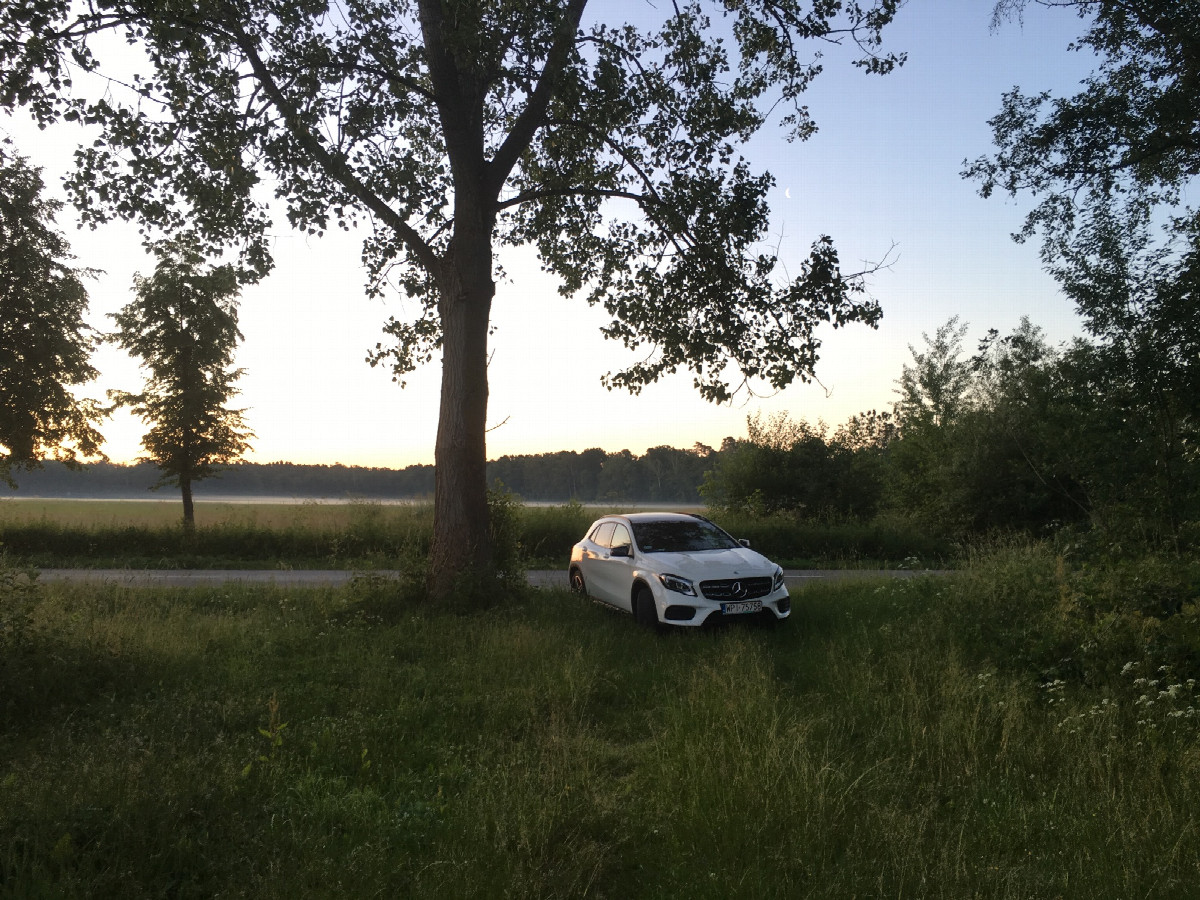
[{"x1": 3, "y1": 0, "x2": 1097, "y2": 467}]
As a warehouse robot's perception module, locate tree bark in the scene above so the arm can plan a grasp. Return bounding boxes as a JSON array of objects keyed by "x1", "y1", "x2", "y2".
[
  {"x1": 426, "y1": 228, "x2": 495, "y2": 602},
  {"x1": 181, "y1": 474, "x2": 195, "y2": 534}
]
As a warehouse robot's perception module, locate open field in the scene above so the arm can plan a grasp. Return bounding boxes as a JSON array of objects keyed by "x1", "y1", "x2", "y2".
[
  {"x1": 0, "y1": 497, "x2": 437, "y2": 530},
  {"x1": 0, "y1": 498, "x2": 601, "y2": 571},
  {"x1": 0, "y1": 498, "x2": 953, "y2": 570},
  {"x1": 3, "y1": 547, "x2": 1198, "y2": 898}
]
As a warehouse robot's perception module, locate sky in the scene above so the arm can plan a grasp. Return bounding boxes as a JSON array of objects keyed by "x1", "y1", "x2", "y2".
[{"x1": 2, "y1": 0, "x2": 1101, "y2": 469}]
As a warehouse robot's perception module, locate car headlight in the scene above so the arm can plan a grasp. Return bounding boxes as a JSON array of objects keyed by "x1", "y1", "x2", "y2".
[
  {"x1": 773, "y1": 568, "x2": 785, "y2": 591},
  {"x1": 658, "y1": 573, "x2": 696, "y2": 596}
]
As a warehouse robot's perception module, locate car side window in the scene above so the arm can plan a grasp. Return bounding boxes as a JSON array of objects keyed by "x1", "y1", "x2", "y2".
[
  {"x1": 610, "y1": 524, "x2": 632, "y2": 553},
  {"x1": 591, "y1": 522, "x2": 616, "y2": 548}
]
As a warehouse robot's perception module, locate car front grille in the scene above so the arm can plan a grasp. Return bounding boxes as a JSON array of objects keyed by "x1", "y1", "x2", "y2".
[{"x1": 699, "y1": 577, "x2": 773, "y2": 601}]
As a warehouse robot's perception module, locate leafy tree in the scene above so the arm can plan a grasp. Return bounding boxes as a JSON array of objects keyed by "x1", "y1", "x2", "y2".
[
  {"x1": 0, "y1": 137, "x2": 103, "y2": 484},
  {"x1": 701, "y1": 412, "x2": 875, "y2": 519},
  {"x1": 968, "y1": 0, "x2": 1199, "y2": 269},
  {"x1": 966, "y1": 3, "x2": 1199, "y2": 400},
  {"x1": 886, "y1": 318, "x2": 973, "y2": 531},
  {"x1": 958, "y1": 319, "x2": 1091, "y2": 533},
  {"x1": 832, "y1": 408, "x2": 896, "y2": 454},
  {"x1": 830, "y1": 409, "x2": 895, "y2": 517},
  {"x1": 596, "y1": 449, "x2": 648, "y2": 504},
  {"x1": 885, "y1": 317, "x2": 1092, "y2": 536},
  {"x1": 109, "y1": 240, "x2": 253, "y2": 530},
  {"x1": 641, "y1": 445, "x2": 708, "y2": 503},
  {"x1": 0, "y1": 0, "x2": 903, "y2": 598},
  {"x1": 968, "y1": 1, "x2": 1200, "y2": 545},
  {"x1": 1051, "y1": 208, "x2": 1199, "y2": 543},
  {"x1": 895, "y1": 317, "x2": 971, "y2": 429}
]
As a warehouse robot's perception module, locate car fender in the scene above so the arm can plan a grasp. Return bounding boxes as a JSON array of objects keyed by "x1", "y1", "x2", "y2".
[{"x1": 628, "y1": 572, "x2": 661, "y2": 612}]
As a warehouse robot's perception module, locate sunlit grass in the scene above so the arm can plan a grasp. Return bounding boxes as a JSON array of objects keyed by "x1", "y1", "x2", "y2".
[
  {"x1": 0, "y1": 496, "x2": 420, "y2": 529},
  {"x1": 0, "y1": 498, "x2": 430, "y2": 569},
  {"x1": 3, "y1": 547, "x2": 1198, "y2": 897},
  {"x1": 0, "y1": 498, "x2": 595, "y2": 569}
]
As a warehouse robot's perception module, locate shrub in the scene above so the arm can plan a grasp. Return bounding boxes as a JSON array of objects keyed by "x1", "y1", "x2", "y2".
[
  {"x1": 0, "y1": 551, "x2": 38, "y2": 654},
  {"x1": 709, "y1": 510, "x2": 954, "y2": 566},
  {"x1": 517, "y1": 500, "x2": 595, "y2": 566},
  {"x1": 951, "y1": 544, "x2": 1200, "y2": 686}
]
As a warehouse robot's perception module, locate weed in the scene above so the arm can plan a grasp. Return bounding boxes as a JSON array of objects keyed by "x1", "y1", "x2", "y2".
[{"x1": 243, "y1": 691, "x2": 288, "y2": 777}]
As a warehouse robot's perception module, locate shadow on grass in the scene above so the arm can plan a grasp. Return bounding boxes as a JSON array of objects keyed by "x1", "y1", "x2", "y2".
[{"x1": 1, "y1": 638, "x2": 153, "y2": 735}]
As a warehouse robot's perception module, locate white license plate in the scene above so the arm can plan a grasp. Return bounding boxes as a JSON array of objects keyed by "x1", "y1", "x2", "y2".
[{"x1": 721, "y1": 600, "x2": 762, "y2": 615}]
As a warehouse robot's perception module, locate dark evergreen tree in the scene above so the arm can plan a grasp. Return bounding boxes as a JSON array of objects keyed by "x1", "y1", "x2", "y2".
[
  {"x1": 109, "y1": 239, "x2": 253, "y2": 529},
  {"x1": 0, "y1": 138, "x2": 103, "y2": 484}
]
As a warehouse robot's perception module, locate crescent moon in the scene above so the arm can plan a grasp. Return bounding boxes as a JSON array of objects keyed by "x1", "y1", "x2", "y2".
[{"x1": 784, "y1": 187, "x2": 791, "y2": 199}]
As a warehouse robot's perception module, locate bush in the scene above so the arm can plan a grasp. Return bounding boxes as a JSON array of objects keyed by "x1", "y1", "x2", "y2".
[
  {"x1": 488, "y1": 483, "x2": 525, "y2": 589},
  {"x1": 517, "y1": 500, "x2": 596, "y2": 566},
  {"x1": 0, "y1": 551, "x2": 38, "y2": 654},
  {"x1": 950, "y1": 543, "x2": 1200, "y2": 687},
  {"x1": 709, "y1": 510, "x2": 954, "y2": 567}
]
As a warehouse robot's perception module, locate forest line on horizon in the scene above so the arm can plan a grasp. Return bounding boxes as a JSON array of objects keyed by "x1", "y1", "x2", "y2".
[{"x1": 0, "y1": 445, "x2": 719, "y2": 504}]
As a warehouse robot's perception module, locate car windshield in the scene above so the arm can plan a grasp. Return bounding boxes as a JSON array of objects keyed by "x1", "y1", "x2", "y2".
[{"x1": 631, "y1": 519, "x2": 740, "y2": 553}]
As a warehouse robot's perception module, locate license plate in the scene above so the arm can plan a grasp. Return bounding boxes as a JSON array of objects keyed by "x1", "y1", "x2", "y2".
[{"x1": 721, "y1": 600, "x2": 762, "y2": 615}]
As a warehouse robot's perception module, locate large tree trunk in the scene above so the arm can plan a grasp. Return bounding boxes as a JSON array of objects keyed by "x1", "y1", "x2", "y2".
[
  {"x1": 417, "y1": 0, "x2": 504, "y2": 602},
  {"x1": 426, "y1": 231, "x2": 495, "y2": 602}
]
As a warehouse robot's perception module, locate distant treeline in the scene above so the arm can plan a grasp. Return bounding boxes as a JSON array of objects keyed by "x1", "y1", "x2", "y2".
[
  {"x1": 0, "y1": 460, "x2": 436, "y2": 499},
  {"x1": 2, "y1": 445, "x2": 717, "y2": 503}
]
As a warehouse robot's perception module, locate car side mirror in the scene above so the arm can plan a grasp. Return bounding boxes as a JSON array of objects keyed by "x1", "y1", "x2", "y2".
[
  {"x1": 610, "y1": 544, "x2": 632, "y2": 558},
  {"x1": 738, "y1": 538, "x2": 751, "y2": 548}
]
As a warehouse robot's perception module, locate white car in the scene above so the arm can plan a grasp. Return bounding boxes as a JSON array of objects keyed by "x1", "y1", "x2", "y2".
[{"x1": 568, "y1": 512, "x2": 791, "y2": 627}]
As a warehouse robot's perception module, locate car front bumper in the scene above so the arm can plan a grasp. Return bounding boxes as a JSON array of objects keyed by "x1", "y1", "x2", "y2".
[{"x1": 656, "y1": 589, "x2": 791, "y2": 627}]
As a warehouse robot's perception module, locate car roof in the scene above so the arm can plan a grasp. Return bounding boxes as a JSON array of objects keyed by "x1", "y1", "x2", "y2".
[{"x1": 603, "y1": 512, "x2": 705, "y2": 523}]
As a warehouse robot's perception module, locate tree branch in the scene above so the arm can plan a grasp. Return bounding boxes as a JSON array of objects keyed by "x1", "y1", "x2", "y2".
[
  {"x1": 488, "y1": 0, "x2": 588, "y2": 195},
  {"x1": 225, "y1": 20, "x2": 440, "y2": 275},
  {"x1": 495, "y1": 185, "x2": 656, "y2": 212},
  {"x1": 416, "y1": 0, "x2": 484, "y2": 190}
]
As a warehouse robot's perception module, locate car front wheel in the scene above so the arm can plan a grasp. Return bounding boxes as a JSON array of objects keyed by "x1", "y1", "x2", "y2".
[{"x1": 633, "y1": 585, "x2": 659, "y2": 629}]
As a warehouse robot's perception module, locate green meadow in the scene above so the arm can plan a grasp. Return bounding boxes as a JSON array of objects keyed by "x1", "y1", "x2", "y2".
[
  {"x1": 0, "y1": 498, "x2": 544, "y2": 570},
  {"x1": 3, "y1": 545, "x2": 1199, "y2": 898},
  {"x1": 0, "y1": 498, "x2": 950, "y2": 570}
]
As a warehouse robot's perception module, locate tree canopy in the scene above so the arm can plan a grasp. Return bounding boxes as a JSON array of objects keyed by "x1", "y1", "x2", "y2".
[
  {"x1": 966, "y1": 1, "x2": 1199, "y2": 363},
  {"x1": 969, "y1": 0, "x2": 1199, "y2": 262},
  {"x1": 966, "y1": 0, "x2": 1200, "y2": 546},
  {"x1": 0, "y1": 0, "x2": 904, "y2": 596},
  {"x1": 0, "y1": 137, "x2": 103, "y2": 484},
  {"x1": 109, "y1": 239, "x2": 253, "y2": 529}
]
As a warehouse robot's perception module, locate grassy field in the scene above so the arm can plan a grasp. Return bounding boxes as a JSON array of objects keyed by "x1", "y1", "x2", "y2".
[
  {"x1": 3, "y1": 546, "x2": 1198, "y2": 898},
  {"x1": 0, "y1": 498, "x2": 606, "y2": 570},
  {"x1": 0, "y1": 498, "x2": 952, "y2": 570}
]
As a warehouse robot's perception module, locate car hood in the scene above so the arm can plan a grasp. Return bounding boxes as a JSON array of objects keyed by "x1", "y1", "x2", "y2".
[{"x1": 644, "y1": 547, "x2": 775, "y2": 578}]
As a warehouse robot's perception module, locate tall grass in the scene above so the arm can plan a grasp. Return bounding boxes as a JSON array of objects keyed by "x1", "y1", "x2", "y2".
[
  {"x1": 3, "y1": 544, "x2": 1198, "y2": 896},
  {"x1": 0, "y1": 499, "x2": 951, "y2": 569},
  {"x1": 0, "y1": 498, "x2": 597, "y2": 569}
]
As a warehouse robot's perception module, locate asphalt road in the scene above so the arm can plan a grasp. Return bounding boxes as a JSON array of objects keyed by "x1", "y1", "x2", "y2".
[{"x1": 36, "y1": 568, "x2": 941, "y2": 589}]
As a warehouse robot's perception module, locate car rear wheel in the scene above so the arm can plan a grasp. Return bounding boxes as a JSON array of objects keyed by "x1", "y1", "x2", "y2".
[
  {"x1": 569, "y1": 567, "x2": 587, "y2": 596},
  {"x1": 633, "y1": 585, "x2": 659, "y2": 629}
]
